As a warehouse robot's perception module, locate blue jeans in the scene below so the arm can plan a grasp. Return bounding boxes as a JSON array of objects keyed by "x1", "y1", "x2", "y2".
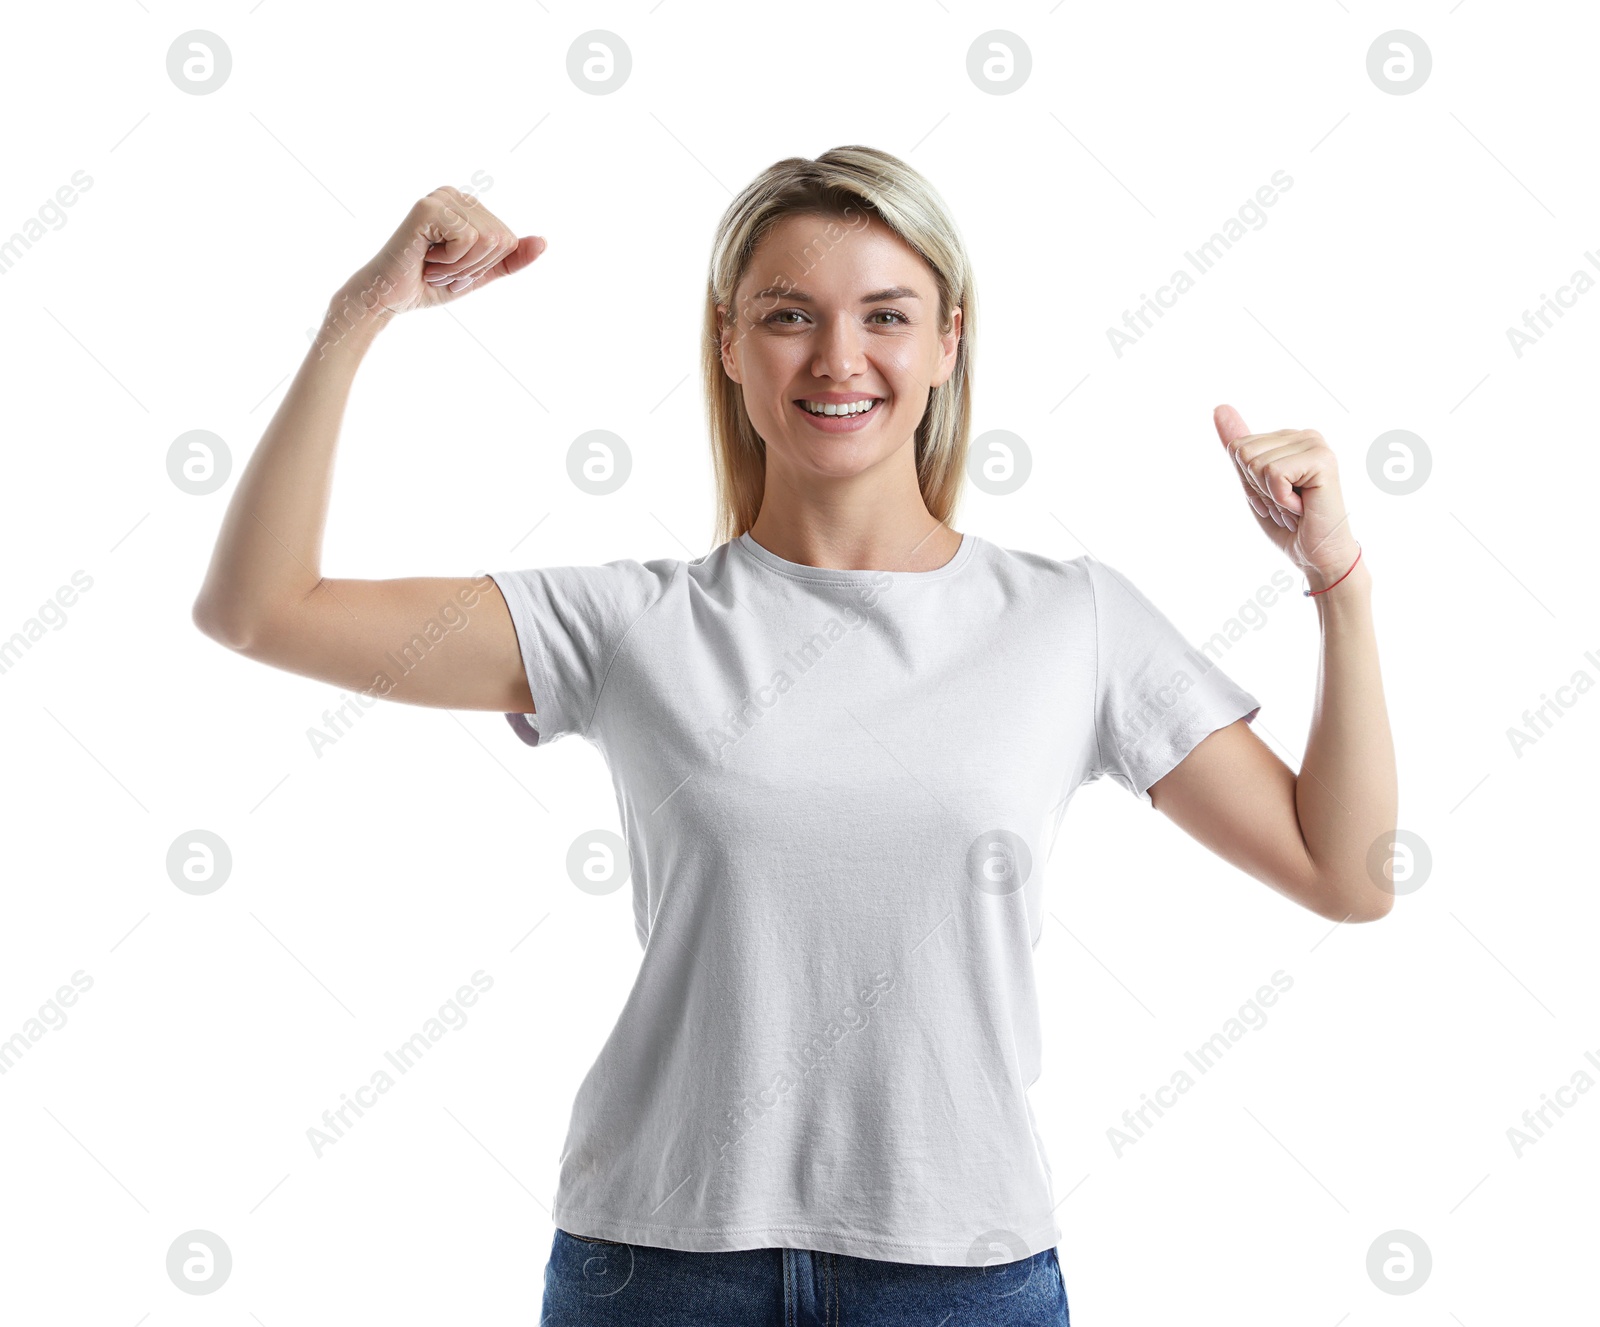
[{"x1": 540, "y1": 1229, "x2": 1071, "y2": 1325}]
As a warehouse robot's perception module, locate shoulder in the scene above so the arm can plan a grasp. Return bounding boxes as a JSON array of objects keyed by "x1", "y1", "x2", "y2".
[
  {"x1": 492, "y1": 540, "x2": 758, "y2": 624},
  {"x1": 497, "y1": 545, "x2": 712, "y2": 590},
  {"x1": 967, "y1": 536, "x2": 1099, "y2": 603},
  {"x1": 967, "y1": 542, "x2": 1187, "y2": 650},
  {"x1": 489, "y1": 549, "x2": 697, "y2": 633}
]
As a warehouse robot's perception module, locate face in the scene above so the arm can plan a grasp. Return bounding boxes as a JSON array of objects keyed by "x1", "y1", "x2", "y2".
[{"x1": 718, "y1": 212, "x2": 962, "y2": 484}]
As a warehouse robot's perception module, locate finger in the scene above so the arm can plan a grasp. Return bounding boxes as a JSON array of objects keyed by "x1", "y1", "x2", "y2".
[
  {"x1": 1232, "y1": 432, "x2": 1316, "y2": 496},
  {"x1": 1216, "y1": 408, "x2": 1300, "y2": 489},
  {"x1": 1232, "y1": 466, "x2": 1270, "y2": 518},
  {"x1": 421, "y1": 221, "x2": 480, "y2": 268},
  {"x1": 1229, "y1": 460, "x2": 1279, "y2": 527},
  {"x1": 1241, "y1": 457, "x2": 1297, "y2": 529},
  {"x1": 1229, "y1": 427, "x2": 1301, "y2": 442},
  {"x1": 500, "y1": 235, "x2": 548, "y2": 278},
  {"x1": 460, "y1": 235, "x2": 548, "y2": 292},
  {"x1": 439, "y1": 239, "x2": 513, "y2": 288},
  {"x1": 1249, "y1": 441, "x2": 1313, "y2": 516},
  {"x1": 1213, "y1": 403, "x2": 1250, "y2": 449},
  {"x1": 1231, "y1": 438, "x2": 1279, "y2": 506},
  {"x1": 1257, "y1": 434, "x2": 1336, "y2": 516},
  {"x1": 426, "y1": 232, "x2": 499, "y2": 282},
  {"x1": 447, "y1": 230, "x2": 542, "y2": 286},
  {"x1": 1216, "y1": 405, "x2": 1271, "y2": 515}
]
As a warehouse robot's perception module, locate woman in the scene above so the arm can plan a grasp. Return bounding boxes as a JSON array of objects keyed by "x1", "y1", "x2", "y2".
[{"x1": 193, "y1": 146, "x2": 1395, "y2": 1326}]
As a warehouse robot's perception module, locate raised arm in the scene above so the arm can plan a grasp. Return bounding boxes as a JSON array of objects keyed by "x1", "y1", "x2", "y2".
[
  {"x1": 1147, "y1": 407, "x2": 1398, "y2": 923},
  {"x1": 190, "y1": 186, "x2": 548, "y2": 712}
]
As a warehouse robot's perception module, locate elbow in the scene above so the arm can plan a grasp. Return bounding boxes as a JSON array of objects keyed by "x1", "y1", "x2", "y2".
[
  {"x1": 1318, "y1": 879, "x2": 1395, "y2": 924},
  {"x1": 191, "y1": 594, "x2": 255, "y2": 652},
  {"x1": 193, "y1": 577, "x2": 319, "y2": 652},
  {"x1": 1339, "y1": 895, "x2": 1394, "y2": 924}
]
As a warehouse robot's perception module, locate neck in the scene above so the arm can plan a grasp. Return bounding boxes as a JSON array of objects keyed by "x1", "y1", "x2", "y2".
[{"x1": 745, "y1": 511, "x2": 961, "y2": 573}]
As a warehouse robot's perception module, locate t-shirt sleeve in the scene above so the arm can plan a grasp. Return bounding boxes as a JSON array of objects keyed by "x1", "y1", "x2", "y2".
[
  {"x1": 1082, "y1": 554, "x2": 1262, "y2": 807},
  {"x1": 488, "y1": 559, "x2": 671, "y2": 747}
]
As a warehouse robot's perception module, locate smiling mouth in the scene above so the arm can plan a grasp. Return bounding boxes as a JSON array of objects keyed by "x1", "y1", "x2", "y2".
[{"x1": 794, "y1": 398, "x2": 884, "y2": 417}]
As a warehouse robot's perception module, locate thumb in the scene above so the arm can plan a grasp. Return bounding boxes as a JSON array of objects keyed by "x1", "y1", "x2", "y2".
[
  {"x1": 1213, "y1": 402, "x2": 1250, "y2": 448},
  {"x1": 501, "y1": 234, "x2": 547, "y2": 279},
  {"x1": 1214, "y1": 401, "x2": 1273, "y2": 524}
]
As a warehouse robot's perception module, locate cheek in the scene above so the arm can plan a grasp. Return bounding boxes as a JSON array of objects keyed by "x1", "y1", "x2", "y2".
[
  {"x1": 888, "y1": 335, "x2": 933, "y2": 368},
  {"x1": 743, "y1": 341, "x2": 802, "y2": 386},
  {"x1": 878, "y1": 348, "x2": 927, "y2": 395}
]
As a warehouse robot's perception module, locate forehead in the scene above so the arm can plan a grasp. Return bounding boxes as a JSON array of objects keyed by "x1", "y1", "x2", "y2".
[{"x1": 739, "y1": 212, "x2": 928, "y2": 298}]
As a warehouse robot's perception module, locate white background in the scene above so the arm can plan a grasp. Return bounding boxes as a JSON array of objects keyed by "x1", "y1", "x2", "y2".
[{"x1": 2, "y1": 1, "x2": 1594, "y2": 1322}]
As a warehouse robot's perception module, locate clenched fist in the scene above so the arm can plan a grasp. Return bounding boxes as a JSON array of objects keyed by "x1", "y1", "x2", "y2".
[
  {"x1": 329, "y1": 185, "x2": 546, "y2": 328},
  {"x1": 1212, "y1": 404, "x2": 1361, "y2": 588}
]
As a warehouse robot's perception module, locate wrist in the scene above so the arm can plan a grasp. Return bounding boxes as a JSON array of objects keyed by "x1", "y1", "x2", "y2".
[
  {"x1": 1302, "y1": 545, "x2": 1369, "y2": 598},
  {"x1": 315, "y1": 289, "x2": 392, "y2": 359}
]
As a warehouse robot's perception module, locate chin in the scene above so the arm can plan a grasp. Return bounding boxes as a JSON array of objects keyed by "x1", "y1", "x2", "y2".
[
  {"x1": 800, "y1": 450, "x2": 898, "y2": 482},
  {"x1": 754, "y1": 409, "x2": 904, "y2": 479}
]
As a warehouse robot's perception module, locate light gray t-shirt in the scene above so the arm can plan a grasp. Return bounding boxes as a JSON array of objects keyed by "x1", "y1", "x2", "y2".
[{"x1": 490, "y1": 530, "x2": 1260, "y2": 1266}]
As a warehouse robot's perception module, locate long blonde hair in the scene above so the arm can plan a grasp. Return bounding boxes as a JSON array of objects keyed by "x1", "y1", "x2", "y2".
[{"x1": 702, "y1": 145, "x2": 976, "y2": 548}]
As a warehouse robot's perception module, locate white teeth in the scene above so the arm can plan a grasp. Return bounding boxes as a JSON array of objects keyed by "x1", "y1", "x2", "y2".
[{"x1": 800, "y1": 399, "x2": 879, "y2": 416}]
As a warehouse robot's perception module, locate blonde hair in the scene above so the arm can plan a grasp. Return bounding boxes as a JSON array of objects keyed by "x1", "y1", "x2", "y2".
[{"x1": 702, "y1": 145, "x2": 976, "y2": 548}]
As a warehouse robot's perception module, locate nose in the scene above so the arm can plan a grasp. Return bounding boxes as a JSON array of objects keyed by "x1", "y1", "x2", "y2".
[{"x1": 809, "y1": 310, "x2": 867, "y2": 381}]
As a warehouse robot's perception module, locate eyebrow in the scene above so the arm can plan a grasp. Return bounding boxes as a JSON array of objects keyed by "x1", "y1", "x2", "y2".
[{"x1": 751, "y1": 285, "x2": 921, "y2": 304}]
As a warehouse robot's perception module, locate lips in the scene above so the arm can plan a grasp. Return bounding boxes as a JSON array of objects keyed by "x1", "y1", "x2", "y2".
[
  {"x1": 794, "y1": 396, "x2": 883, "y2": 415},
  {"x1": 797, "y1": 399, "x2": 880, "y2": 416},
  {"x1": 790, "y1": 397, "x2": 883, "y2": 430}
]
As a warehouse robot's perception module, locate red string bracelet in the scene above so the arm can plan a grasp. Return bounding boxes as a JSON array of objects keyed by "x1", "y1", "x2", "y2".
[{"x1": 1303, "y1": 544, "x2": 1363, "y2": 597}]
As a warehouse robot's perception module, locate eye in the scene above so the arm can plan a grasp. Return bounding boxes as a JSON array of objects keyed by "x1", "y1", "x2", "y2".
[{"x1": 764, "y1": 309, "x2": 911, "y2": 326}]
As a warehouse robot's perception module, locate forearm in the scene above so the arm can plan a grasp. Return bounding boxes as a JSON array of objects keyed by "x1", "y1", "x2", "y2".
[
  {"x1": 192, "y1": 297, "x2": 392, "y2": 646},
  {"x1": 1295, "y1": 555, "x2": 1399, "y2": 918}
]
